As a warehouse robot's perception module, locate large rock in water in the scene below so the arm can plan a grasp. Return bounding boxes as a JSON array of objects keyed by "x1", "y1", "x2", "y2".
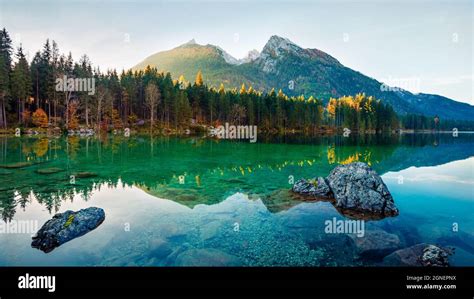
[
  {"x1": 291, "y1": 162, "x2": 398, "y2": 219},
  {"x1": 31, "y1": 207, "x2": 105, "y2": 253},
  {"x1": 326, "y1": 162, "x2": 398, "y2": 217}
]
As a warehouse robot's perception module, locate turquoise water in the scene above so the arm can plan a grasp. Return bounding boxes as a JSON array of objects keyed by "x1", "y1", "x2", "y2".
[{"x1": 0, "y1": 134, "x2": 472, "y2": 266}]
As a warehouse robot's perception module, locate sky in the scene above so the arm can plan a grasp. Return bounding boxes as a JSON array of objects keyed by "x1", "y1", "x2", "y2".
[{"x1": 0, "y1": 0, "x2": 472, "y2": 104}]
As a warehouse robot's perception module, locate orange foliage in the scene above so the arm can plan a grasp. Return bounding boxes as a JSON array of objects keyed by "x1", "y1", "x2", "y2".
[
  {"x1": 68, "y1": 102, "x2": 79, "y2": 130},
  {"x1": 32, "y1": 108, "x2": 49, "y2": 128}
]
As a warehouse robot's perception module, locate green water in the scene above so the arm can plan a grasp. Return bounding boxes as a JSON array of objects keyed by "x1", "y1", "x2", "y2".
[{"x1": 0, "y1": 133, "x2": 473, "y2": 266}]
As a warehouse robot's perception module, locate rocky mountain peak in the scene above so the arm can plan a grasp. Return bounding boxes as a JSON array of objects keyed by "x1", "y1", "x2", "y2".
[
  {"x1": 215, "y1": 46, "x2": 240, "y2": 65},
  {"x1": 262, "y1": 35, "x2": 302, "y2": 56},
  {"x1": 240, "y1": 49, "x2": 260, "y2": 63},
  {"x1": 255, "y1": 35, "x2": 304, "y2": 74}
]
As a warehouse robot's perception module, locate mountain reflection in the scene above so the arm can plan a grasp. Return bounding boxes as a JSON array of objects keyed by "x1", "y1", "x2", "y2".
[{"x1": 0, "y1": 133, "x2": 473, "y2": 222}]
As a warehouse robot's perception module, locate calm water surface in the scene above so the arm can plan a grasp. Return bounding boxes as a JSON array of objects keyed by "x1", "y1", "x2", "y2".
[{"x1": 0, "y1": 134, "x2": 473, "y2": 266}]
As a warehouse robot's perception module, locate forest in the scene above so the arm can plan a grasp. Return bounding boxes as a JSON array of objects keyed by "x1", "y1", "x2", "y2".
[{"x1": 0, "y1": 28, "x2": 464, "y2": 134}]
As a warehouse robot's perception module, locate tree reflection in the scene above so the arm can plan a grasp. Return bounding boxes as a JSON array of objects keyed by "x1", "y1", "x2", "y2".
[{"x1": 0, "y1": 133, "x2": 472, "y2": 221}]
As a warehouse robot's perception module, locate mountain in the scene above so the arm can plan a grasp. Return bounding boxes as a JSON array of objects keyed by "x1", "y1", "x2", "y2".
[{"x1": 133, "y1": 36, "x2": 474, "y2": 121}]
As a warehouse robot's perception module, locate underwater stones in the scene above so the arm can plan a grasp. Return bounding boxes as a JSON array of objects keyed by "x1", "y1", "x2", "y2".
[
  {"x1": 174, "y1": 248, "x2": 241, "y2": 266},
  {"x1": 199, "y1": 221, "x2": 222, "y2": 241},
  {"x1": 147, "y1": 238, "x2": 172, "y2": 259},
  {"x1": 436, "y1": 231, "x2": 474, "y2": 255},
  {"x1": 383, "y1": 243, "x2": 428, "y2": 266},
  {"x1": 421, "y1": 245, "x2": 451, "y2": 267},
  {"x1": 383, "y1": 244, "x2": 452, "y2": 267},
  {"x1": 175, "y1": 193, "x2": 197, "y2": 202},
  {"x1": 31, "y1": 207, "x2": 105, "y2": 253},
  {"x1": 292, "y1": 177, "x2": 332, "y2": 199},
  {"x1": 35, "y1": 167, "x2": 64, "y2": 175},
  {"x1": 151, "y1": 221, "x2": 194, "y2": 244},
  {"x1": 307, "y1": 234, "x2": 358, "y2": 266},
  {"x1": 351, "y1": 230, "x2": 401, "y2": 259},
  {"x1": 163, "y1": 243, "x2": 192, "y2": 266},
  {"x1": 73, "y1": 172, "x2": 98, "y2": 178},
  {"x1": 0, "y1": 161, "x2": 40, "y2": 169},
  {"x1": 262, "y1": 189, "x2": 305, "y2": 213}
]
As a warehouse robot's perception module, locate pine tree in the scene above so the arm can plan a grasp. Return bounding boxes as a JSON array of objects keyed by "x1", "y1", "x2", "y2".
[
  {"x1": 0, "y1": 28, "x2": 13, "y2": 128},
  {"x1": 11, "y1": 45, "x2": 32, "y2": 124}
]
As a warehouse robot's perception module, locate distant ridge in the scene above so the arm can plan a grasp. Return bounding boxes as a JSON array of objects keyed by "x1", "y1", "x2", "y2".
[{"x1": 133, "y1": 36, "x2": 474, "y2": 121}]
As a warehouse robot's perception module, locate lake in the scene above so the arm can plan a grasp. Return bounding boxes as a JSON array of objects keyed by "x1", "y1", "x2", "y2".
[{"x1": 0, "y1": 133, "x2": 473, "y2": 266}]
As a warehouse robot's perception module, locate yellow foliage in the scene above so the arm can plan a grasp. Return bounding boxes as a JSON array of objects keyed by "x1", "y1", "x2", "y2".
[
  {"x1": 327, "y1": 98, "x2": 337, "y2": 118},
  {"x1": 195, "y1": 70, "x2": 204, "y2": 86},
  {"x1": 33, "y1": 138, "x2": 49, "y2": 157}
]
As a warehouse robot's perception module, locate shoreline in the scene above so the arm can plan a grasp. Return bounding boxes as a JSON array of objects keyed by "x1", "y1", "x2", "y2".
[{"x1": 0, "y1": 127, "x2": 472, "y2": 137}]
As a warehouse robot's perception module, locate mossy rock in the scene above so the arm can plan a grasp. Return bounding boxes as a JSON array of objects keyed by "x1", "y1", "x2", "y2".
[
  {"x1": 36, "y1": 167, "x2": 65, "y2": 175},
  {"x1": 308, "y1": 178, "x2": 319, "y2": 187},
  {"x1": 222, "y1": 178, "x2": 246, "y2": 184},
  {"x1": 64, "y1": 214, "x2": 75, "y2": 228},
  {"x1": 74, "y1": 172, "x2": 98, "y2": 178}
]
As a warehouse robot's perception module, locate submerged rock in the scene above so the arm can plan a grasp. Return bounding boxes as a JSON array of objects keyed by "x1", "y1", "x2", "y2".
[
  {"x1": 175, "y1": 248, "x2": 241, "y2": 266},
  {"x1": 31, "y1": 207, "x2": 105, "y2": 253},
  {"x1": 35, "y1": 167, "x2": 64, "y2": 174},
  {"x1": 0, "y1": 161, "x2": 44, "y2": 169},
  {"x1": 261, "y1": 189, "x2": 305, "y2": 213},
  {"x1": 383, "y1": 243, "x2": 452, "y2": 267},
  {"x1": 73, "y1": 172, "x2": 98, "y2": 178},
  {"x1": 352, "y1": 230, "x2": 401, "y2": 260},
  {"x1": 383, "y1": 243, "x2": 428, "y2": 266},
  {"x1": 147, "y1": 238, "x2": 172, "y2": 259},
  {"x1": 436, "y1": 231, "x2": 474, "y2": 255}
]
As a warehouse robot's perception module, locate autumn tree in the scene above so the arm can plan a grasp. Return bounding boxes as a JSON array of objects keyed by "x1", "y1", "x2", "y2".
[
  {"x1": 195, "y1": 70, "x2": 203, "y2": 86},
  {"x1": 32, "y1": 108, "x2": 48, "y2": 128}
]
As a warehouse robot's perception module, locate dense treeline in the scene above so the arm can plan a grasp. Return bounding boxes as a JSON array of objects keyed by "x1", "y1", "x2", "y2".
[
  {"x1": 400, "y1": 114, "x2": 474, "y2": 131},
  {"x1": 326, "y1": 94, "x2": 398, "y2": 132},
  {"x1": 0, "y1": 28, "x2": 465, "y2": 134}
]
